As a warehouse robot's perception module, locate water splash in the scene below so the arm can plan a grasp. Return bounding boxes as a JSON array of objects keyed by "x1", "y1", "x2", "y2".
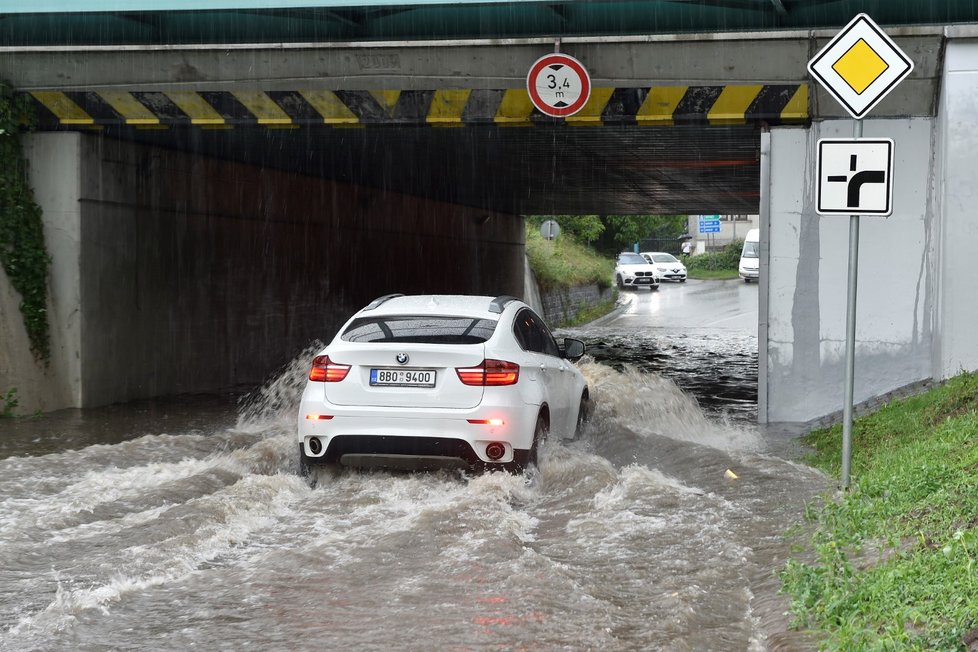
[
  {"x1": 578, "y1": 358, "x2": 760, "y2": 452},
  {"x1": 235, "y1": 341, "x2": 323, "y2": 434}
]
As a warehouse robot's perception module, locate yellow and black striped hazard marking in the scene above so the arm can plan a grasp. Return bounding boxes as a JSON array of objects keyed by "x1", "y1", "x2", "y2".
[{"x1": 25, "y1": 85, "x2": 807, "y2": 129}]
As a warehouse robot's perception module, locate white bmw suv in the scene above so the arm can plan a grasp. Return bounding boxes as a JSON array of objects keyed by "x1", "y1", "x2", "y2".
[
  {"x1": 297, "y1": 294, "x2": 592, "y2": 474},
  {"x1": 614, "y1": 252, "x2": 660, "y2": 290}
]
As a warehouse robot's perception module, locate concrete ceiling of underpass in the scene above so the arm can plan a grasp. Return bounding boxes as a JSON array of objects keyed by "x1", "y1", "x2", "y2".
[{"x1": 120, "y1": 123, "x2": 767, "y2": 216}]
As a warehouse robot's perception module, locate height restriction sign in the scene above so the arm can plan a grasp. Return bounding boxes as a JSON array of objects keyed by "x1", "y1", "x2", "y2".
[{"x1": 526, "y1": 53, "x2": 591, "y2": 118}]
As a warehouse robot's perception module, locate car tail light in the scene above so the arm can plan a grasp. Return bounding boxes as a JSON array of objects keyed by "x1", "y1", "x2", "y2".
[
  {"x1": 467, "y1": 418, "x2": 505, "y2": 426},
  {"x1": 308, "y1": 355, "x2": 350, "y2": 382},
  {"x1": 456, "y1": 359, "x2": 519, "y2": 386}
]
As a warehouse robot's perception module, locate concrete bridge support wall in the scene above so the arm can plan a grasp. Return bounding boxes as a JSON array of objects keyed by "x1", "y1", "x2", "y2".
[
  {"x1": 764, "y1": 38, "x2": 978, "y2": 424},
  {"x1": 936, "y1": 39, "x2": 978, "y2": 380},
  {"x1": 1, "y1": 132, "x2": 524, "y2": 412},
  {"x1": 764, "y1": 118, "x2": 937, "y2": 424}
]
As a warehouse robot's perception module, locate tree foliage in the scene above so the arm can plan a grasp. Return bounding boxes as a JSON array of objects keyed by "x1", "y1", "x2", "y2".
[
  {"x1": 524, "y1": 214, "x2": 604, "y2": 242},
  {"x1": 593, "y1": 214, "x2": 689, "y2": 254},
  {"x1": 525, "y1": 214, "x2": 689, "y2": 255}
]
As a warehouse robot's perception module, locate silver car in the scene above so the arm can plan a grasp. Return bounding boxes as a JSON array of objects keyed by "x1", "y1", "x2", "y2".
[{"x1": 641, "y1": 252, "x2": 688, "y2": 282}]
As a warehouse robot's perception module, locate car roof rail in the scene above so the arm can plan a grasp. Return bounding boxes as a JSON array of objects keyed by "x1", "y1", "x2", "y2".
[
  {"x1": 363, "y1": 293, "x2": 405, "y2": 311},
  {"x1": 489, "y1": 295, "x2": 520, "y2": 314}
]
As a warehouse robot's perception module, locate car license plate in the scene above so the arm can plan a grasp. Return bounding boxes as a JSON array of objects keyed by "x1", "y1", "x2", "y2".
[
  {"x1": 635, "y1": 278, "x2": 650, "y2": 283},
  {"x1": 370, "y1": 368, "x2": 436, "y2": 387}
]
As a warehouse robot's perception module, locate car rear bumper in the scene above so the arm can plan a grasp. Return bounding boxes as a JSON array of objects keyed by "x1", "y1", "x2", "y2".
[
  {"x1": 308, "y1": 435, "x2": 532, "y2": 471},
  {"x1": 297, "y1": 395, "x2": 539, "y2": 466}
]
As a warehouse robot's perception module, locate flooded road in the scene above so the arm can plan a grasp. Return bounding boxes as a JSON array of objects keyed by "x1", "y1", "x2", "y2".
[
  {"x1": 577, "y1": 278, "x2": 762, "y2": 423},
  {"x1": 0, "y1": 281, "x2": 827, "y2": 651}
]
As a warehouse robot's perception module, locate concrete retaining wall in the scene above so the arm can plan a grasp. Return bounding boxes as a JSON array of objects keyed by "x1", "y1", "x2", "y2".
[
  {"x1": 2, "y1": 132, "x2": 524, "y2": 412},
  {"x1": 538, "y1": 283, "x2": 614, "y2": 328},
  {"x1": 522, "y1": 256, "x2": 610, "y2": 329}
]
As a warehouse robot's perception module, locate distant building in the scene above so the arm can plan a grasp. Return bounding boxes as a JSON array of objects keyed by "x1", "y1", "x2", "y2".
[{"x1": 686, "y1": 214, "x2": 758, "y2": 253}]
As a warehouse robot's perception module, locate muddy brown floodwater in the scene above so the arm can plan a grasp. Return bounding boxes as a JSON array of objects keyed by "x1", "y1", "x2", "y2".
[{"x1": 1, "y1": 283, "x2": 828, "y2": 651}]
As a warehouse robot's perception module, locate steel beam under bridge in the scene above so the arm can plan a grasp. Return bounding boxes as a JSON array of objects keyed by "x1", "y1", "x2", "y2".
[
  {"x1": 1, "y1": 29, "x2": 944, "y2": 215},
  {"x1": 2, "y1": 29, "x2": 943, "y2": 119}
]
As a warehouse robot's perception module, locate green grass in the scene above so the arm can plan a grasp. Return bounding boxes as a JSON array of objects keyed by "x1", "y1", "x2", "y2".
[
  {"x1": 686, "y1": 268, "x2": 739, "y2": 280},
  {"x1": 780, "y1": 371, "x2": 978, "y2": 650},
  {"x1": 525, "y1": 226, "x2": 614, "y2": 291}
]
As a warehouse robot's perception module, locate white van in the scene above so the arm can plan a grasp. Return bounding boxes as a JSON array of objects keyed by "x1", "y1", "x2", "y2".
[{"x1": 738, "y1": 229, "x2": 760, "y2": 283}]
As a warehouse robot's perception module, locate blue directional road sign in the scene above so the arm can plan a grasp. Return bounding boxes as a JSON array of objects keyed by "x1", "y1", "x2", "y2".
[{"x1": 698, "y1": 215, "x2": 720, "y2": 234}]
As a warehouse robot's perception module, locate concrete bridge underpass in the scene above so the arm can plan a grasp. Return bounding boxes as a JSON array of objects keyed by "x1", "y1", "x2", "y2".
[{"x1": 1, "y1": 20, "x2": 976, "y2": 428}]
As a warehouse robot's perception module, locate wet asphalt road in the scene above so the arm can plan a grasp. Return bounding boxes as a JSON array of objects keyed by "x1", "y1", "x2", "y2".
[{"x1": 603, "y1": 278, "x2": 759, "y2": 333}]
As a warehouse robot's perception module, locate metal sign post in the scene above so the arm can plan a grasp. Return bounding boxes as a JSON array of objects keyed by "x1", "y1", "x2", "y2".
[
  {"x1": 840, "y1": 119, "x2": 862, "y2": 489},
  {"x1": 808, "y1": 14, "x2": 912, "y2": 489}
]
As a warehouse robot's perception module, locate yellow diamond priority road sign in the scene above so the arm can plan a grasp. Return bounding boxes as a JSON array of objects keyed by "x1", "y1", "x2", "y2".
[{"x1": 808, "y1": 13, "x2": 914, "y2": 119}]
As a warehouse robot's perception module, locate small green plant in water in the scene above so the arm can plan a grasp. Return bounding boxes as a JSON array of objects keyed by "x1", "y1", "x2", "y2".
[
  {"x1": 0, "y1": 81, "x2": 50, "y2": 361},
  {"x1": 1, "y1": 387, "x2": 18, "y2": 418}
]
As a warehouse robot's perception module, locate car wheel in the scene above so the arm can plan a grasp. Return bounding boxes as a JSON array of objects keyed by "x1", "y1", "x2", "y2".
[
  {"x1": 298, "y1": 443, "x2": 313, "y2": 477},
  {"x1": 744, "y1": 278, "x2": 751, "y2": 283},
  {"x1": 680, "y1": 278, "x2": 687, "y2": 283},
  {"x1": 528, "y1": 411, "x2": 549, "y2": 467},
  {"x1": 616, "y1": 275, "x2": 624, "y2": 290},
  {"x1": 575, "y1": 391, "x2": 594, "y2": 438}
]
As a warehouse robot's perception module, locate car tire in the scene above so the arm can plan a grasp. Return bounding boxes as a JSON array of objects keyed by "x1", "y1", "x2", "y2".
[
  {"x1": 575, "y1": 391, "x2": 594, "y2": 438},
  {"x1": 298, "y1": 443, "x2": 313, "y2": 477},
  {"x1": 616, "y1": 275, "x2": 624, "y2": 290},
  {"x1": 528, "y1": 411, "x2": 549, "y2": 467},
  {"x1": 680, "y1": 278, "x2": 687, "y2": 283}
]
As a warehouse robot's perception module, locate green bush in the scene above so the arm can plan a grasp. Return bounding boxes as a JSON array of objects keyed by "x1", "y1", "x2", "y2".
[{"x1": 685, "y1": 240, "x2": 743, "y2": 273}]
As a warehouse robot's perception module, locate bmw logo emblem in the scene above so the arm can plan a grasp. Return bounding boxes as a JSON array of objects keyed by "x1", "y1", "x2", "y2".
[{"x1": 396, "y1": 353, "x2": 409, "y2": 365}]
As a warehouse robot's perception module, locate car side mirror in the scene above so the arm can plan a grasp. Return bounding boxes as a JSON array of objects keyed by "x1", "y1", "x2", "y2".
[{"x1": 562, "y1": 338, "x2": 585, "y2": 361}]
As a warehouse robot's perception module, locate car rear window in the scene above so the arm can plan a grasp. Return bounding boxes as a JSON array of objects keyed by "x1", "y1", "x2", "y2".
[{"x1": 341, "y1": 316, "x2": 499, "y2": 344}]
